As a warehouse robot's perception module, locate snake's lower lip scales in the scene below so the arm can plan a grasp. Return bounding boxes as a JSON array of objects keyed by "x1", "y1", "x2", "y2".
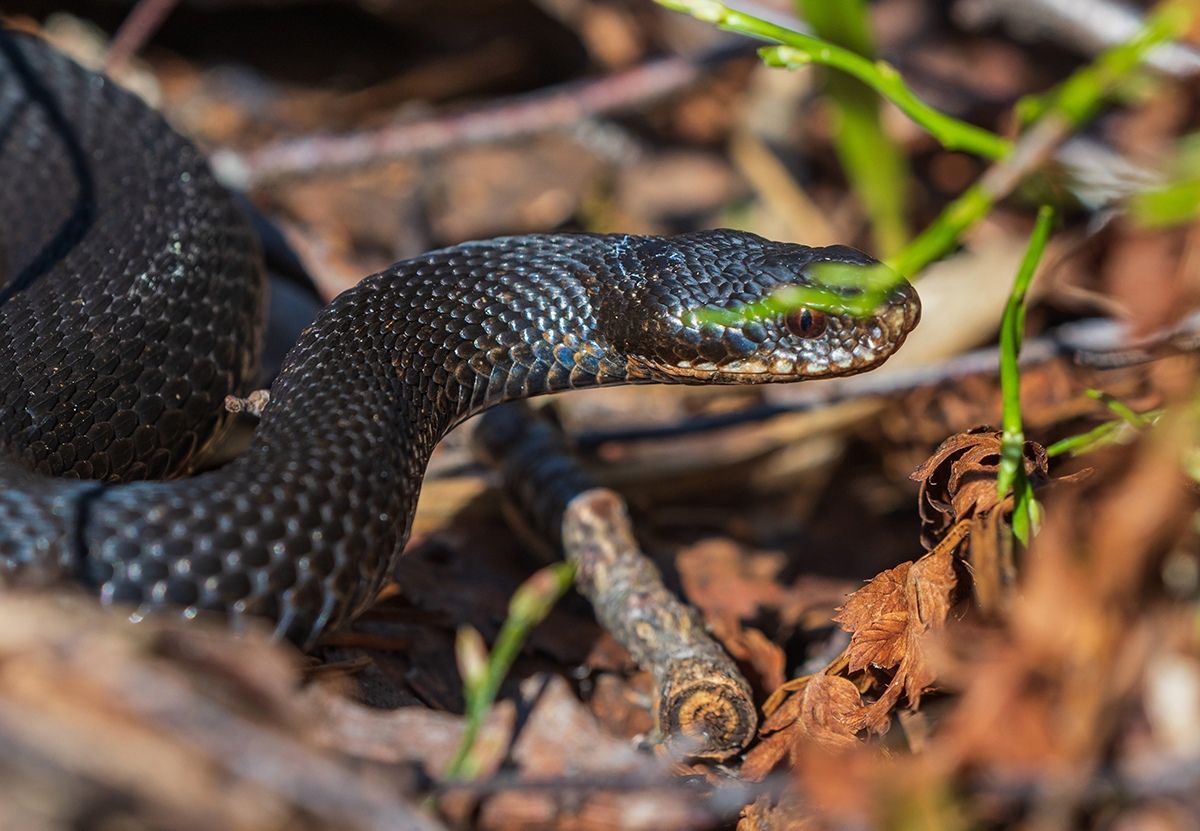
[{"x1": 0, "y1": 29, "x2": 918, "y2": 648}]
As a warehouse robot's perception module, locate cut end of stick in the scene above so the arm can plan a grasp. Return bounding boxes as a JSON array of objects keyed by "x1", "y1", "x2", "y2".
[{"x1": 660, "y1": 660, "x2": 758, "y2": 760}]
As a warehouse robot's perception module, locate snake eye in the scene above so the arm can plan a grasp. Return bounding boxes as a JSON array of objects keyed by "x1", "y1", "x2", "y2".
[{"x1": 784, "y1": 308, "x2": 827, "y2": 338}]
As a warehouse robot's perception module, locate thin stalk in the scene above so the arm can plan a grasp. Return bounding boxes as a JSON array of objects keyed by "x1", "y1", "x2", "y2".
[
  {"x1": 656, "y1": 0, "x2": 1012, "y2": 160},
  {"x1": 673, "y1": 0, "x2": 1194, "y2": 326},
  {"x1": 1046, "y1": 408, "x2": 1163, "y2": 458},
  {"x1": 995, "y1": 206, "x2": 1056, "y2": 544},
  {"x1": 793, "y1": 0, "x2": 909, "y2": 255},
  {"x1": 444, "y1": 562, "x2": 576, "y2": 781},
  {"x1": 1087, "y1": 388, "x2": 1156, "y2": 427}
]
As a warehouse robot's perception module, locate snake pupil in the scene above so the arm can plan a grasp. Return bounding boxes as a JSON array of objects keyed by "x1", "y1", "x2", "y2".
[{"x1": 784, "y1": 308, "x2": 827, "y2": 338}]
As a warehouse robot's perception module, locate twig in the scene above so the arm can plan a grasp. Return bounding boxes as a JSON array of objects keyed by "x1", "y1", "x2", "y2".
[
  {"x1": 104, "y1": 0, "x2": 179, "y2": 74},
  {"x1": 474, "y1": 403, "x2": 759, "y2": 760},
  {"x1": 213, "y1": 44, "x2": 749, "y2": 189}
]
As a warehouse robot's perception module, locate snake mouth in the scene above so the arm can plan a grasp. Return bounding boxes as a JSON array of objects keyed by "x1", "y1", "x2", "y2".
[{"x1": 625, "y1": 347, "x2": 909, "y2": 384}]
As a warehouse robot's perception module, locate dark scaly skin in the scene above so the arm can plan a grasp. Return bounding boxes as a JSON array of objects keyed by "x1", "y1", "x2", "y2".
[{"x1": 0, "y1": 32, "x2": 921, "y2": 648}]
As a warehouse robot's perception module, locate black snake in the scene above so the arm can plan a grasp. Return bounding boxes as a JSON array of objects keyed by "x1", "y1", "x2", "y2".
[{"x1": 0, "y1": 31, "x2": 921, "y2": 648}]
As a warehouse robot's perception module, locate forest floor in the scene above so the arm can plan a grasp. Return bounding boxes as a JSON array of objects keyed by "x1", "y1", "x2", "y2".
[{"x1": 2, "y1": 0, "x2": 1200, "y2": 828}]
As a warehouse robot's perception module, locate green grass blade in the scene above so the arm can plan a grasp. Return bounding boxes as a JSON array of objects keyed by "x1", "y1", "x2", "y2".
[
  {"x1": 996, "y1": 206, "x2": 1056, "y2": 543},
  {"x1": 793, "y1": 0, "x2": 910, "y2": 255},
  {"x1": 444, "y1": 562, "x2": 576, "y2": 781}
]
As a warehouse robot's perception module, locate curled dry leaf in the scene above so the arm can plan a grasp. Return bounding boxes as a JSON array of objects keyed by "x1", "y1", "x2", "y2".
[
  {"x1": 741, "y1": 674, "x2": 869, "y2": 780},
  {"x1": 910, "y1": 428, "x2": 1052, "y2": 610},
  {"x1": 911, "y1": 427, "x2": 1049, "y2": 550}
]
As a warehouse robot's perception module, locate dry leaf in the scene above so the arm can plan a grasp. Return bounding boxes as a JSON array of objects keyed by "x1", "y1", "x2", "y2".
[
  {"x1": 798, "y1": 675, "x2": 870, "y2": 749},
  {"x1": 708, "y1": 615, "x2": 788, "y2": 695},
  {"x1": 835, "y1": 561, "x2": 911, "y2": 673},
  {"x1": 743, "y1": 674, "x2": 869, "y2": 779},
  {"x1": 834, "y1": 544, "x2": 959, "y2": 713},
  {"x1": 911, "y1": 428, "x2": 1048, "y2": 550}
]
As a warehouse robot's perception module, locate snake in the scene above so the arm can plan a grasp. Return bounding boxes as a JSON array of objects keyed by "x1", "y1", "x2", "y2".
[{"x1": 0, "y1": 31, "x2": 921, "y2": 649}]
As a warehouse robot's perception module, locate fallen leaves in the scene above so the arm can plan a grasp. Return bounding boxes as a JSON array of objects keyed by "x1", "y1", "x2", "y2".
[
  {"x1": 743, "y1": 539, "x2": 960, "y2": 779},
  {"x1": 737, "y1": 387, "x2": 1200, "y2": 829},
  {"x1": 743, "y1": 428, "x2": 1064, "y2": 783},
  {"x1": 836, "y1": 540, "x2": 959, "y2": 709},
  {"x1": 0, "y1": 594, "x2": 439, "y2": 831},
  {"x1": 742, "y1": 674, "x2": 869, "y2": 778}
]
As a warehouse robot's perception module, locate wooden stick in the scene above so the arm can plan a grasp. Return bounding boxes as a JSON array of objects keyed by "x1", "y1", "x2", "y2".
[{"x1": 475, "y1": 404, "x2": 758, "y2": 759}]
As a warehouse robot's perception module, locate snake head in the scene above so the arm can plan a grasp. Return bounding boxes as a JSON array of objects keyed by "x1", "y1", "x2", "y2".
[{"x1": 605, "y1": 231, "x2": 921, "y2": 384}]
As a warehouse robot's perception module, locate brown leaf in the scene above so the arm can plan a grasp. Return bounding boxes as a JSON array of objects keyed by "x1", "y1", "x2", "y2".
[
  {"x1": 709, "y1": 615, "x2": 787, "y2": 694},
  {"x1": 843, "y1": 611, "x2": 909, "y2": 674},
  {"x1": 675, "y1": 540, "x2": 856, "y2": 633},
  {"x1": 909, "y1": 427, "x2": 994, "y2": 482},
  {"x1": 742, "y1": 673, "x2": 868, "y2": 780},
  {"x1": 737, "y1": 795, "x2": 810, "y2": 831},
  {"x1": 675, "y1": 539, "x2": 792, "y2": 622},
  {"x1": 834, "y1": 561, "x2": 913, "y2": 675},
  {"x1": 967, "y1": 506, "x2": 1011, "y2": 613},
  {"x1": 740, "y1": 727, "x2": 795, "y2": 782},
  {"x1": 761, "y1": 674, "x2": 811, "y2": 719},
  {"x1": 797, "y1": 675, "x2": 869, "y2": 749},
  {"x1": 759, "y1": 680, "x2": 806, "y2": 735},
  {"x1": 834, "y1": 562, "x2": 909, "y2": 640},
  {"x1": 909, "y1": 545, "x2": 957, "y2": 630},
  {"x1": 831, "y1": 544, "x2": 960, "y2": 717},
  {"x1": 911, "y1": 428, "x2": 1048, "y2": 550}
]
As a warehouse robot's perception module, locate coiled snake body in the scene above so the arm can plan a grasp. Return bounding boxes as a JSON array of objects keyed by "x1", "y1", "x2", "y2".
[{"x1": 0, "y1": 32, "x2": 920, "y2": 647}]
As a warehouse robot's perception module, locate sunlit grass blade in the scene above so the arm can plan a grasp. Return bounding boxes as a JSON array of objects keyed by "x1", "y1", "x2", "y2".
[
  {"x1": 1046, "y1": 408, "x2": 1164, "y2": 458},
  {"x1": 654, "y1": 0, "x2": 1011, "y2": 161},
  {"x1": 996, "y1": 206, "x2": 1056, "y2": 544},
  {"x1": 675, "y1": 0, "x2": 1195, "y2": 334},
  {"x1": 792, "y1": 0, "x2": 910, "y2": 256}
]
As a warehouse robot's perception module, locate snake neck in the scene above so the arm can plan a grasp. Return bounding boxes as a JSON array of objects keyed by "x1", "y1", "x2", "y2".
[{"x1": 257, "y1": 235, "x2": 639, "y2": 460}]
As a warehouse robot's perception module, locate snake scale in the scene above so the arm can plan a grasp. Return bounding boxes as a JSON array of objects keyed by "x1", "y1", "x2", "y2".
[{"x1": 0, "y1": 31, "x2": 920, "y2": 648}]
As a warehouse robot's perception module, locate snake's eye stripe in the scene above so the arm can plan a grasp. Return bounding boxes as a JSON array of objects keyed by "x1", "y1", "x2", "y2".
[{"x1": 783, "y1": 308, "x2": 827, "y2": 339}]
